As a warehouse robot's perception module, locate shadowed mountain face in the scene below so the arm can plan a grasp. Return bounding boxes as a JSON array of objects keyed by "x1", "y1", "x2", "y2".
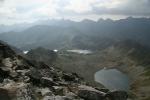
[{"x1": 0, "y1": 17, "x2": 150, "y2": 50}]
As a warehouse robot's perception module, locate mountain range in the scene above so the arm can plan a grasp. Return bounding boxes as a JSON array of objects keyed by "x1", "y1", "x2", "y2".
[
  {"x1": 0, "y1": 17, "x2": 150, "y2": 100},
  {"x1": 0, "y1": 17, "x2": 150, "y2": 50}
]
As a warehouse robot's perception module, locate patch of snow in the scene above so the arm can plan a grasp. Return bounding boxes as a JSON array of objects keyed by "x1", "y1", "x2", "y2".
[
  {"x1": 53, "y1": 49, "x2": 58, "y2": 52},
  {"x1": 23, "y1": 51, "x2": 29, "y2": 54},
  {"x1": 67, "y1": 50, "x2": 92, "y2": 54}
]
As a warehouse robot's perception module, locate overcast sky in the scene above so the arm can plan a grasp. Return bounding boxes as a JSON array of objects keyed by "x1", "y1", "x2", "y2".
[{"x1": 0, "y1": 0, "x2": 150, "y2": 25}]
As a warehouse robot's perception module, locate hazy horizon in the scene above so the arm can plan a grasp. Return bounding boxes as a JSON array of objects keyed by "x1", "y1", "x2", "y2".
[
  {"x1": 1, "y1": 16, "x2": 150, "y2": 26},
  {"x1": 0, "y1": 0, "x2": 150, "y2": 25}
]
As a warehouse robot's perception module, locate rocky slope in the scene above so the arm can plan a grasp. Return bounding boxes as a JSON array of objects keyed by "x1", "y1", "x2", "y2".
[
  {"x1": 25, "y1": 40, "x2": 150, "y2": 100},
  {"x1": 0, "y1": 41, "x2": 128, "y2": 100}
]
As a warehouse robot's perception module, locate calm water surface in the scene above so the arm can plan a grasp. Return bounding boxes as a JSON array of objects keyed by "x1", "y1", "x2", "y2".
[{"x1": 95, "y1": 68, "x2": 130, "y2": 91}]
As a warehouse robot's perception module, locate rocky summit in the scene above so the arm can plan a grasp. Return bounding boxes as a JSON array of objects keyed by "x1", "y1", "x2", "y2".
[{"x1": 0, "y1": 41, "x2": 128, "y2": 100}]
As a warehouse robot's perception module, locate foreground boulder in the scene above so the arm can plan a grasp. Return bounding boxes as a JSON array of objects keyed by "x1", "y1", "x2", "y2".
[
  {"x1": 76, "y1": 85, "x2": 106, "y2": 100},
  {"x1": 105, "y1": 91, "x2": 128, "y2": 100},
  {"x1": 0, "y1": 81, "x2": 35, "y2": 100}
]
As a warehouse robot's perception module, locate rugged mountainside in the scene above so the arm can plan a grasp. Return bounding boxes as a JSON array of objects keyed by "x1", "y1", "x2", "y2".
[
  {"x1": 0, "y1": 17, "x2": 150, "y2": 50},
  {"x1": 0, "y1": 41, "x2": 128, "y2": 100},
  {"x1": 0, "y1": 17, "x2": 150, "y2": 100},
  {"x1": 25, "y1": 40, "x2": 150, "y2": 100}
]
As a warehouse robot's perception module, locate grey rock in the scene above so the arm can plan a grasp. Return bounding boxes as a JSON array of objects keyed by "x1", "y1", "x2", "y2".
[
  {"x1": 0, "y1": 88, "x2": 11, "y2": 100},
  {"x1": 43, "y1": 96, "x2": 65, "y2": 100},
  {"x1": 53, "y1": 86, "x2": 69, "y2": 96},
  {"x1": 16, "y1": 83, "x2": 35, "y2": 100},
  {"x1": 0, "y1": 82, "x2": 35, "y2": 100},
  {"x1": 43, "y1": 95, "x2": 83, "y2": 100},
  {"x1": 0, "y1": 42, "x2": 15, "y2": 58},
  {"x1": 62, "y1": 73, "x2": 78, "y2": 82},
  {"x1": 35, "y1": 87, "x2": 53, "y2": 97},
  {"x1": 105, "y1": 91, "x2": 128, "y2": 100},
  {"x1": 77, "y1": 85, "x2": 106, "y2": 100},
  {"x1": 95, "y1": 88, "x2": 109, "y2": 93},
  {"x1": 41, "y1": 77, "x2": 58, "y2": 87},
  {"x1": 2, "y1": 58, "x2": 13, "y2": 68}
]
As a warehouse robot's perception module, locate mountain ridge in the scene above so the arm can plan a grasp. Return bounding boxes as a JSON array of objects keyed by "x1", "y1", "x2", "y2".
[{"x1": 0, "y1": 17, "x2": 150, "y2": 50}]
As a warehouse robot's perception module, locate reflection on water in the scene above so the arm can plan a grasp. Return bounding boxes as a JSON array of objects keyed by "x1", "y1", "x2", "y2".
[{"x1": 95, "y1": 68, "x2": 130, "y2": 91}]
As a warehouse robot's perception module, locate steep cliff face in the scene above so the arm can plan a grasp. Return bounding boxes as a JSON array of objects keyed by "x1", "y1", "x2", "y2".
[{"x1": 0, "y1": 41, "x2": 128, "y2": 100}]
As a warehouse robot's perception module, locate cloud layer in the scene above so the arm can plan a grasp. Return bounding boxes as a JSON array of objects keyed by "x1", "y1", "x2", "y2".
[{"x1": 0, "y1": 0, "x2": 150, "y2": 25}]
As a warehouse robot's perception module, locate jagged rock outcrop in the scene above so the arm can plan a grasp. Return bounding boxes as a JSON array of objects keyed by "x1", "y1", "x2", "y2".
[{"x1": 0, "y1": 41, "x2": 128, "y2": 100}]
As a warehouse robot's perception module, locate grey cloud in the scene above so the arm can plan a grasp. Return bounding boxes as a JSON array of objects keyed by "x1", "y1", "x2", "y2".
[
  {"x1": 0, "y1": 0, "x2": 150, "y2": 25},
  {"x1": 91, "y1": 0, "x2": 150, "y2": 16},
  {"x1": 0, "y1": 0, "x2": 5, "y2": 3},
  {"x1": 0, "y1": 0, "x2": 5, "y2": 6},
  {"x1": 55, "y1": 0, "x2": 150, "y2": 17}
]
